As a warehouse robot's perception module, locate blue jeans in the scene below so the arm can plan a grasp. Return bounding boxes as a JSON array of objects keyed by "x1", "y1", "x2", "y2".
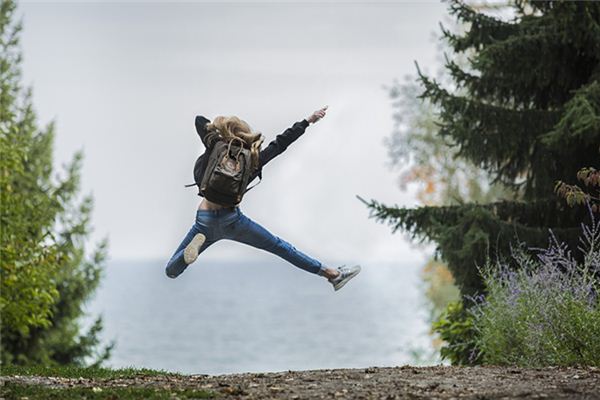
[{"x1": 165, "y1": 206, "x2": 327, "y2": 278}]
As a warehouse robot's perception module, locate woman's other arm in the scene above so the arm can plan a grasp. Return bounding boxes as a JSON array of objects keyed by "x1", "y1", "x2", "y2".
[{"x1": 195, "y1": 115, "x2": 219, "y2": 148}]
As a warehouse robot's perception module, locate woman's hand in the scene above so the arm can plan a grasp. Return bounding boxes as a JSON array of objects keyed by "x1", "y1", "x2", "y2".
[{"x1": 306, "y1": 105, "x2": 328, "y2": 124}]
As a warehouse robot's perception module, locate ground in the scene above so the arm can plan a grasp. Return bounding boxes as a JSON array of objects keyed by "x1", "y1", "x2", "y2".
[{"x1": 2, "y1": 365, "x2": 600, "y2": 399}]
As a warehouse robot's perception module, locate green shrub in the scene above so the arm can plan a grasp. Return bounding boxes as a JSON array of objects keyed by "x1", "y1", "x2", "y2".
[
  {"x1": 471, "y1": 214, "x2": 600, "y2": 366},
  {"x1": 432, "y1": 300, "x2": 480, "y2": 365}
]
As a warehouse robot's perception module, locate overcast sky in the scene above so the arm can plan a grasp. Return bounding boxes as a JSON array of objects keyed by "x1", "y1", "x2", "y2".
[{"x1": 18, "y1": 1, "x2": 448, "y2": 268}]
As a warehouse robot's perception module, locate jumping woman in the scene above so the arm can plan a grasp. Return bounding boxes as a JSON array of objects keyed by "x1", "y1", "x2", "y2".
[{"x1": 165, "y1": 106, "x2": 361, "y2": 291}]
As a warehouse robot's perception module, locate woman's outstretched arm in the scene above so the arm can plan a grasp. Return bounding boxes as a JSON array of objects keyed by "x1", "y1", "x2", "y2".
[{"x1": 258, "y1": 105, "x2": 328, "y2": 168}]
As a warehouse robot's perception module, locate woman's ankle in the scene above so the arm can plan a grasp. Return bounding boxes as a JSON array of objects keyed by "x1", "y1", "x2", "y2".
[{"x1": 321, "y1": 267, "x2": 340, "y2": 280}]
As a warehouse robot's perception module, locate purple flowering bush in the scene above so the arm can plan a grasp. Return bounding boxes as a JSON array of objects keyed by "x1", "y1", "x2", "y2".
[{"x1": 471, "y1": 212, "x2": 600, "y2": 366}]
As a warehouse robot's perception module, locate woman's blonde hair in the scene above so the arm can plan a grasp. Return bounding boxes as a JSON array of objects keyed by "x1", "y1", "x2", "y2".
[{"x1": 205, "y1": 116, "x2": 264, "y2": 170}]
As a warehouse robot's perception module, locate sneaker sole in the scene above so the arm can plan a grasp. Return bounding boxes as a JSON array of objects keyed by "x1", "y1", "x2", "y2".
[
  {"x1": 334, "y1": 265, "x2": 361, "y2": 291},
  {"x1": 183, "y1": 233, "x2": 206, "y2": 264}
]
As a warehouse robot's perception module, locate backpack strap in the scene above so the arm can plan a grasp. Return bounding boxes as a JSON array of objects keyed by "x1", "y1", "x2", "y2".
[{"x1": 244, "y1": 170, "x2": 262, "y2": 193}]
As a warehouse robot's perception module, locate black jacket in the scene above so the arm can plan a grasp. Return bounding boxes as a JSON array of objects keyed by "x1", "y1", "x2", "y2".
[{"x1": 192, "y1": 115, "x2": 310, "y2": 195}]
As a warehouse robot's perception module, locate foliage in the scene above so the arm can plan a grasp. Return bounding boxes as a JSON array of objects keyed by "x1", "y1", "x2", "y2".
[
  {"x1": 384, "y1": 52, "x2": 512, "y2": 207},
  {"x1": 362, "y1": 0, "x2": 600, "y2": 299},
  {"x1": 555, "y1": 167, "x2": 600, "y2": 212},
  {"x1": 0, "y1": 0, "x2": 61, "y2": 342},
  {"x1": 471, "y1": 211, "x2": 600, "y2": 366},
  {"x1": 382, "y1": 10, "x2": 511, "y2": 360},
  {"x1": 358, "y1": 195, "x2": 583, "y2": 295},
  {"x1": 0, "y1": 0, "x2": 112, "y2": 365},
  {"x1": 431, "y1": 301, "x2": 479, "y2": 365}
]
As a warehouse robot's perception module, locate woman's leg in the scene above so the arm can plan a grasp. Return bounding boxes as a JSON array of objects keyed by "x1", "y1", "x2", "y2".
[
  {"x1": 165, "y1": 223, "x2": 215, "y2": 278},
  {"x1": 224, "y1": 212, "x2": 328, "y2": 276}
]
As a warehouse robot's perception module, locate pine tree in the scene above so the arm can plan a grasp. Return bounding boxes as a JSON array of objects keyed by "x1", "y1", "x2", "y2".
[
  {"x1": 360, "y1": 0, "x2": 600, "y2": 297},
  {"x1": 0, "y1": 0, "x2": 112, "y2": 365}
]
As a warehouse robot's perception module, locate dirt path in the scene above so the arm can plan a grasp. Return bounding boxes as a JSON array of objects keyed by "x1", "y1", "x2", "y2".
[{"x1": 2, "y1": 365, "x2": 599, "y2": 399}]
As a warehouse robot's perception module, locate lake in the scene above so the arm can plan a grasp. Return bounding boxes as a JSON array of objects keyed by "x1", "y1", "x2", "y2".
[{"x1": 84, "y1": 257, "x2": 433, "y2": 375}]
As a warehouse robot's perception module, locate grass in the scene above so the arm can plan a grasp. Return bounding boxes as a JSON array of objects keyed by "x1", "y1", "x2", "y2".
[
  {"x1": 1, "y1": 366, "x2": 217, "y2": 399},
  {"x1": 1, "y1": 382, "x2": 216, "y2": 399},
  {"x1": 1, "y1": 364, "x2": 182, "y2": 379}
]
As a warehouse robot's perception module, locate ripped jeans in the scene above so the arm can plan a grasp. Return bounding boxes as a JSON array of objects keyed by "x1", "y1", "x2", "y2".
[{"x1": 165, "y1": 206, "x2": 327, "y2": 278}]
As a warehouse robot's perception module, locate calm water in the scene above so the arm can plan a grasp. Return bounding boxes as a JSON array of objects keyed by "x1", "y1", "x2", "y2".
[{"x1": 84, "y1": 257, "x2": 432, "y2": 375}]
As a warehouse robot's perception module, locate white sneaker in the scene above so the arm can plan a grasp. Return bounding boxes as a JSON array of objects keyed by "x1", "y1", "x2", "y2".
[
  {"x1": 183, "y1": 233, "x2": 206, "y2": 264},
  {"x1": 328, "y1": 265, "x2": 361, "y2": 291}
]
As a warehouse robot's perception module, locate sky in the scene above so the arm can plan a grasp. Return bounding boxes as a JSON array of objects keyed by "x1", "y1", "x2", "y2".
[{"x1": 17, "y1": 1, "x2": 449, "y2": 268}]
